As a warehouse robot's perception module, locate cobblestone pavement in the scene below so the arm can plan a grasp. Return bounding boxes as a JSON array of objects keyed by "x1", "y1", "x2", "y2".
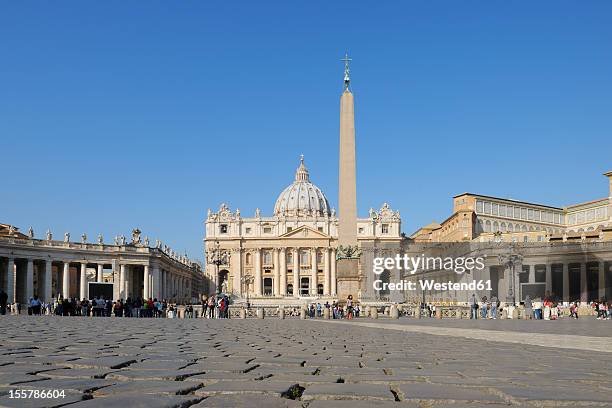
[{"x1": 0, "y1": 316, "x2": 610, "y2": 408}]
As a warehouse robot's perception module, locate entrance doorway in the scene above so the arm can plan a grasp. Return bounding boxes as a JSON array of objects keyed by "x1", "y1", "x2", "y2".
[
  {"x1": 300, "y1": 277, "x2": 310, "y2": 296},
  {"x1": 263, "y1": 278, "x2": 273, "y2": 295}
]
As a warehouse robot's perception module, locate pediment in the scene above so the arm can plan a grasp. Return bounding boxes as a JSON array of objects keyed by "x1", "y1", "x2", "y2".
[{"x1": 279, "y1": 225, "x2": 330, "y2": 239}]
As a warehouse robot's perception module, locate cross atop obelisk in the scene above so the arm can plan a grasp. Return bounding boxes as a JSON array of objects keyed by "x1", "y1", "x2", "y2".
[{"x1": 341, "y1": 52, "x2": 352, "y2": 91}]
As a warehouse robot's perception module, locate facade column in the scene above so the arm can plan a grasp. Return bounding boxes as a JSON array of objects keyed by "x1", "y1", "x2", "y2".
[
  {"x1": 293, "y1": 248, "x2": 299, "y2": 297},
  {"x1": 324, "y1": 248, "x2": 330, "y2": 295},
  {"x1": 144, "y1": 265, "x2": 150, "y2": 300},
  {"x1": 311, "y1": 248, "x2": 318, "y2": 295},
  {"x1": 6, "y1": 257, "x2": 14, "y2": 304},
  {"x1": 62, "y1": 262, "x2": 70, "y2": 299},
  {"x1": 232, "y1": 249, "x2": 242, "y2": 296},
  {"x1": 528, "y1": 264, "x2": 534, "y2": 283},
  {"x1": 44, "y1": 259, "x2": 52, "y2": 302},
  {"x1": 273, "y1": 249, "x2": 280, "y2": 296},
  {"x1": 80, "y1": 263, "x2": 87, "y2": 300},
  {"x1": 599, "y1": 261, "x2": 606, "y2": 299},
  {"x1": 330, "y1": 248, "x2": 337, "y2": 296},
  {"x1": 580, "y1": 263, "x2": 587, "y2": 303},
  {"x1": 545, "y1": 264, "x2": 552, "y2": 294},
  {"x1": 254, "y1": 249, "x2": 262, "y2": 296},
  {"x1": 119, "y1": 264, "x2": 126, "y2": 299},
  {"x1": 562, "y1": 263, "x2": 569, "y2": 302},
  {"x1": 26, "y1": 259, "x2": 34, "y2": 301},
  {"x1": 279, "y1": 248, "x2": 287, "y2": 296},
  {"x1": 97, "y1": 264, "x2": 103, "y2": 283}
]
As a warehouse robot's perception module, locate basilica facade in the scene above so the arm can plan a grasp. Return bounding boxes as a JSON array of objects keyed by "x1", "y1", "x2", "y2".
[{"x1": 203, "y1": 157, "x2": 402, "y2": 304}]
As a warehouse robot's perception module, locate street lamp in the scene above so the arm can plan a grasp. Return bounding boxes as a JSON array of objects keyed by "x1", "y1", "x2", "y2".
[
  {"x1": 498, "y1": 250, "x2": 523, "y2": 306},
  {"x1": 206, "y1": 240, "x2": 229, "y2": 295}
]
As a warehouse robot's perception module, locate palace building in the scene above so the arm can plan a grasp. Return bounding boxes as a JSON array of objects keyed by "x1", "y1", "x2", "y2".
[{"x1": 404, "y1": 172, "x2": 612, "y2": 305}]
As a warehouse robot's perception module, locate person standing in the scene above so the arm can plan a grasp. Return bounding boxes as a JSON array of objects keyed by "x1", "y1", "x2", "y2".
[
  {"x1": 490, "y1": 296, "x2": 498, "y2": 319},
  {"x1": 470, "y1": 294, "x2": 478, "y2": 319},
  {"x1": 524, "y1": 295, "x2": 533, "y2": 320},
  {"x1": 481, "y1": 296, "x2": 488, "y2": 319}
]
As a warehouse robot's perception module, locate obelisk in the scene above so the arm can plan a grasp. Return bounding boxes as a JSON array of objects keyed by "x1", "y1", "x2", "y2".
[
  {"x1": 338, "y1": 53, "x2": 357, "y2": 247},
  {"x1": 336, "y1": 53, "x2": 361, "y2": 301}
]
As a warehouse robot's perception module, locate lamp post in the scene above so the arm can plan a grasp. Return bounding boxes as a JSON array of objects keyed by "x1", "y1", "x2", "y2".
[
  {"x1": 498, "y1": 250, "x2": 523, "y2": 306},
  {"x1": 207, "y1": 240, "x2": 229, "y2": 295}
]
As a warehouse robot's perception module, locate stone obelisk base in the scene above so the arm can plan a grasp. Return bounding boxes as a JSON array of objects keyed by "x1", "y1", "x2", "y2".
[{"x1": 336, "y1": 258, "x2": 360, "y2": 303}]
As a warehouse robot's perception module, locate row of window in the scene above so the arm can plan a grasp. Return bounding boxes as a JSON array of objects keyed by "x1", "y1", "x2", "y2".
[
  {"x1": 477, "y1": 218, "x2": 562, "y2": 235},
  {"x1": 475, "y1": 200, "x2": 563, "y2": 224},
  {"x1": 566, "y1": 206, "x2": 609, "y2": 226}
]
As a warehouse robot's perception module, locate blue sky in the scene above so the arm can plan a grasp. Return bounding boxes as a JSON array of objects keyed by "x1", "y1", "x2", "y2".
[{"x1": 1, "y1": 1, "x2": 611, "y2": 261}]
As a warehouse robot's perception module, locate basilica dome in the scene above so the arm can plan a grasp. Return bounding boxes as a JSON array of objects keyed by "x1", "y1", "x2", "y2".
[{"x1": 273, "y1": 157, "x2": 331, "y2": 217}]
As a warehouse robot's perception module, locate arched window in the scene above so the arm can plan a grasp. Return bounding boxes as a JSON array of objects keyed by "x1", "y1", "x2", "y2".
[
  {"x1": 286, "y1": 252, "x2": 293, "y2": 265},
  {"x1": 317, "y1": 284, "x2": 323, "y2": 295},
  {"x1": 317, "y1": 251, "x2": 324, "y2": 264},
  {"x1": 500, "y1": 222, "x2": 506, "y2": 232},
  {"x1": 493, "y1": 221, "x2": 499, "y2": 232},
  {"x1": 286, "y1": 284, "x2": 293, "y2": 295},
  {"x1": 484, "y1": 220, "x2": 491, "y2": 232},
  {"x1": 245, "y1": 253, "x2": 252, "y2": 265},
  {"x1": 508, "y1": 223, "x2": 514, "y2": 232}
]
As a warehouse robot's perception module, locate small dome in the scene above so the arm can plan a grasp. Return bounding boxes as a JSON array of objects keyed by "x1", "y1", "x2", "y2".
[{"x1": 273, "y1": 156, "x2": 331, "y2": 217}]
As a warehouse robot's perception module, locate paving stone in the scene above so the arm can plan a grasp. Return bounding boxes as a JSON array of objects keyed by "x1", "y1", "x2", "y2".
[
  {"x1": 301, "y1": 383, "x2": 395, "y2": 401},
  {"x1": 38, "y1": 368, "x2": 118, "y2": 379},
  {"x1": 64, "y1": 356, "x2": 137, "y2": 369},
  {"x1": 397, "y1": 383, "x2": 503, "y2": 403},
  {"x1": 64, "y1": 394, "x2": 202, "y2": 408},
  {"x1": 194, "y1": 380, "x2": 297, "y2": 397},
  {"x1": 191, "y1": 395, "x2": 302, "y2": 407},
  {"x1": 94, "y1": 380, "x2": 203, "y2": 396}
]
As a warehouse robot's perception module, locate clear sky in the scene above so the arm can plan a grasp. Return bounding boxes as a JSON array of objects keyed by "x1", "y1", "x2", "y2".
[{"x1": 1, "y1": 1, "x2": 611, "y2": 261}]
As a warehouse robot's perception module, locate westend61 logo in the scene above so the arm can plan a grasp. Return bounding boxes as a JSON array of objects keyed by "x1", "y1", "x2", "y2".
[{"x1": 372, "y1": 254, "x2": 490, "y2": 292}]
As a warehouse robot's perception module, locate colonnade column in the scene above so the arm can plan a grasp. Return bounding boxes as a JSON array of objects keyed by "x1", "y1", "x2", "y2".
[
  {"x1": 562, "y1": 263, "x2": 569, "y2": 301},
  {"x1": 62, "y1": 262, "x2": 70, "y2": 298},
  {"x1": 293, "y1": 248, "x2": 299, "y2": 297},
  {"x1": 311, "y1": 248, "x2": 317, "y2": 295},
  {"x1": 330, "y1": 248, "x2": 337, "y2": 296},
  {"x1": 324, "y1": 248, "x2": 330, "y2": 295},
  {"x1": 254, "y1": 249, "x2": 262, "y2": 296},
  {"x1": 152, "y1": 267, "x2": 160, "y2": 300},
  {"x1": 545, "y1": 264, "x2": 552, "y2": 294},
  {"x1": 273, "y1": 249, "x2": 280, "y2": 296},
  {"x1": 80, "y1": 262, "x2": 87, "y2": 300},
  {"x1": 6, "y1": 257, "x2": 14, "y2": 304},
  {"x1": 580, "y1": 263, "x2": 587, "y2": 304},
  {"x1": 279, "y1": 249, "x2": 287, "y2": 296},
  {"x1": 119, "y1": 264, "x2": 126, "y2": 299},
  {"x1": 144, "y1": 265, "x2": 150, "y2": 300},
  {"x1": 44, "y1": 259, "x2": 52, "y2": 302},
  {"x1": 97, "y1": 264, "x2": 103, "y2": 283},
  {"x1": 26, "y1": 259, "x2": 34, "y2": 301},
  {"x1": 599, "y1": 261, "x2": 606, "y2": 299}
]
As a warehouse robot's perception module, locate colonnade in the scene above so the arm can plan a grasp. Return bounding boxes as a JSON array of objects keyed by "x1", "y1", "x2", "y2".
[{"x1": 0, "y1": 256, "x2": 194, "y2": 304}]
